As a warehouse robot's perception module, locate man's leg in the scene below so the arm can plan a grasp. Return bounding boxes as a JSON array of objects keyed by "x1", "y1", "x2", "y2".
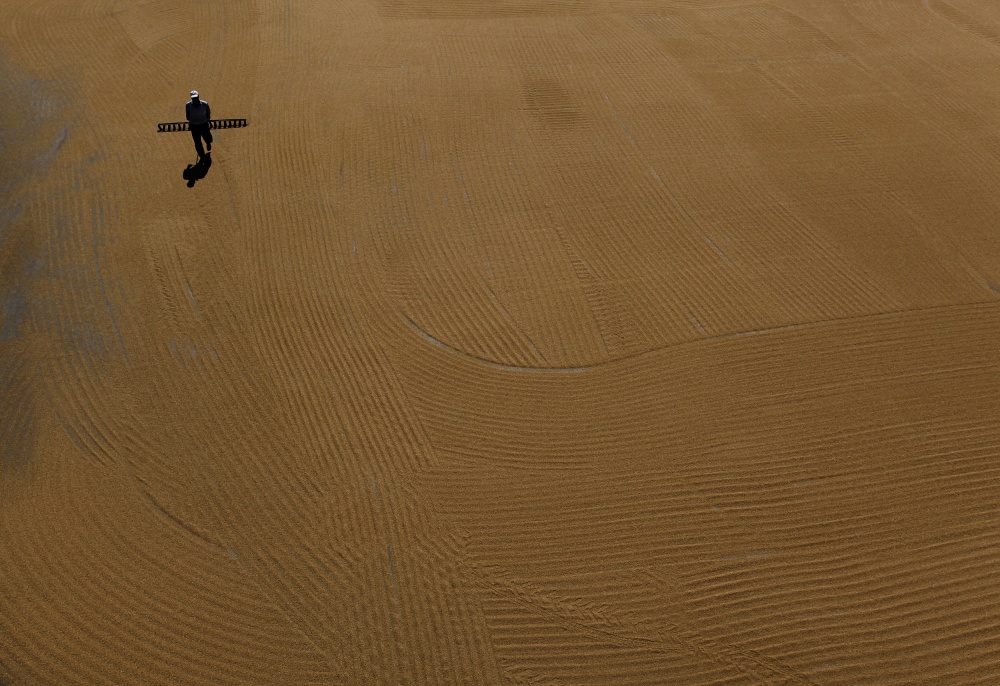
[
  {"x1": 191, "y1": 126, "x2": 205, "y2": 158},
  {"x1": 205, "y1": 127, "x2": 213, "y2": 153}
]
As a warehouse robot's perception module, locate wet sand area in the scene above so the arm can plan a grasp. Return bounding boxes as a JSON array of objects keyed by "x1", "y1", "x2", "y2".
[{"x1": 2, "y1": 0, "x2": 1000, "y2": 683}]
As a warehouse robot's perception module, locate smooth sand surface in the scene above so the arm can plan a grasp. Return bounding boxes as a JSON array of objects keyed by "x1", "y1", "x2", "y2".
[{"x1": 2, "y1": 0, "x2": 1000, "y2": 683}]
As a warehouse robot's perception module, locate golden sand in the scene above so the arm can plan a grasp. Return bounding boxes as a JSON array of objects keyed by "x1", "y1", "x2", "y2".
[{"x1": 2, "y1": 0, "x2": 1000, "y2": 683}]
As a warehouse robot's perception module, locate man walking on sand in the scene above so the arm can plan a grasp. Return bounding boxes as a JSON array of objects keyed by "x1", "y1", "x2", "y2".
[{"x1": 186, "y1": 90, "x2": 212, "y2": 158}]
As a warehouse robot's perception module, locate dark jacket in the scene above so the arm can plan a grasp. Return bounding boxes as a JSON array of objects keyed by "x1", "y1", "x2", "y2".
[{"x1": 186, "y1": 99, "x2": 211, "y2": 126}]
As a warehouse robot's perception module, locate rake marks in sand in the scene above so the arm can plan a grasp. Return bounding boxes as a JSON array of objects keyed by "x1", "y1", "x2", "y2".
[{"x1": 4, "y1": 0, "x2": 1000, "y2": 683}]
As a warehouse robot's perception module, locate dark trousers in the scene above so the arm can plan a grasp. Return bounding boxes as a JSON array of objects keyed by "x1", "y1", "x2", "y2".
[{"x1": 190, "y1": 122, "x2": 213, "y2": 157}]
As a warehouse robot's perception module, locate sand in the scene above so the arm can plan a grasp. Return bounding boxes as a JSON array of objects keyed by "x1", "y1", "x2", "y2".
[{"x1": 2, "y1": 0, "x2": 1000, "y2": 683}]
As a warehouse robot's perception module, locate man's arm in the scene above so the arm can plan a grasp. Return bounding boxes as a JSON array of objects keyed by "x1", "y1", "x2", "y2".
[
  {"x1": 185, "y1": 102, "x2": 192, "y2": 122},
  {"x1": 205, "y1": 102, "x2": 211, "y2": 122}
]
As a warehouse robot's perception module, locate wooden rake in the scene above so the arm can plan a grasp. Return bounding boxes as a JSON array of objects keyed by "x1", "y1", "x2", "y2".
[{"x1": 157, "y1": 118, "x2": 248, "y2": 133}]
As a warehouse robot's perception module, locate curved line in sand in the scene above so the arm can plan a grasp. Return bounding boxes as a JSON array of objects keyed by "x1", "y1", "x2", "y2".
[
  {"x1": 402, "y1": 315, "x2": 591, "y2": 374},
  {"x1": 404, "y1": 301, "x2": 999, "y2": 376}
]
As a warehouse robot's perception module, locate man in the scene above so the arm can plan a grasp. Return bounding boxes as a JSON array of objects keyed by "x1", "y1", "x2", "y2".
[{"x1": 186, "y1": 90, "x2": 212, "y2": 158}]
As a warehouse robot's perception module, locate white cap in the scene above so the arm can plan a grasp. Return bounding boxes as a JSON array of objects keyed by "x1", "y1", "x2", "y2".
[{"x1": 190, "y1": 90, "x2": 199, "y2": 98}]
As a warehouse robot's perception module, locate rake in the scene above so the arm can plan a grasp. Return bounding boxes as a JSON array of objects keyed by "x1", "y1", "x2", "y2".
[{"x1": 157, "y1": 118, "x2": 248, "y2": 133}]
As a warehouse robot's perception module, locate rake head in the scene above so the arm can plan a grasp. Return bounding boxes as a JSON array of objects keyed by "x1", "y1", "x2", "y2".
[{"x1": 157, "y1": 118, "x2": 248, "y2": 133}]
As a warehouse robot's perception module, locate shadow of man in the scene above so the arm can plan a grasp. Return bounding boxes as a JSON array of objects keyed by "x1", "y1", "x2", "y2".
[{"x1": 183, "y1": 153, "x2": 212, "y2": 187}]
